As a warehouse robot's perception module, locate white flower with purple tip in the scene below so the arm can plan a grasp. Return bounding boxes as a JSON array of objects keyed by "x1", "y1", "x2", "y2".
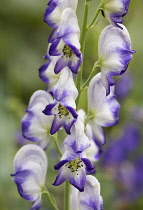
[
  {"x1": 101, "y1": 0, "x2": 131, "y2": 28},
  {"x1": 11, "y1": 144, "x2": 47, "y2": 210},
  {"x1": 48, "y1": 8, "x2": 82, "y2": 74},
  {"x1": 70, "y1": 175, "x2": 103, "y2": 210},
  {"x1": 44, "y1": 0, "x2": 78, "y2": 28},
  {"x1": 53, "y1": 146, "x2": 94, "y2": 192},
  {"x1": 43, "y1": 67, "x2": 78, "y2": 135},
  {"x1": 87, "y1": 73, "x2": 120, "y2": 145},
  {"x1": 98, "y1": 24, "x2": 135, "y2": 95},
  {"x1": 22, "y1": 90, "x2": 54, "y2": 149}
]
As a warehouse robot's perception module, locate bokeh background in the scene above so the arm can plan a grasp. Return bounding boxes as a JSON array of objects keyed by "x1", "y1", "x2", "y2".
[{"x1": 1, "y1": 0, "x2": 143, "y2": 209}]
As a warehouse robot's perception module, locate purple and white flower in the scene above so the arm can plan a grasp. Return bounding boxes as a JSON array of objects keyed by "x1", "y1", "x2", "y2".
[
  {"x1": 43, "y1": 67, "x2": 78, "y2": 134},
  {"x1": 11, "y1": 144, "x2": 47, "y2": 210},
  {"x1": 48, "y1": 8, "x2": 82, "y2": 74},
  {"x1": 98, "y1": 24, "x2": 135, "y2": 95},
  {"x1": 101, "y1": 0, "x2": 131, "y2": 28},
  {"x1": 53, "y1": 146, "x2": 94, "y2": 192},
  {"x1": 70, "y1": 175, "x2": 103, "y2": 210},
  {"x1": 44, "y1": 0, "x2": 78, "y2": 28},
  {"x1": 87, "y1": 73, "x2": 120, "y2": 145},
  {"x1": 22, "y1": 90, "x2": 54, "y2": 149}
]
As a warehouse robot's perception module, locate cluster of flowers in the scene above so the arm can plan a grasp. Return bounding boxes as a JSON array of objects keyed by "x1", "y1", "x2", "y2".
[{"x1": 11, "y1": 0, "x2": 135, "y2": 209}]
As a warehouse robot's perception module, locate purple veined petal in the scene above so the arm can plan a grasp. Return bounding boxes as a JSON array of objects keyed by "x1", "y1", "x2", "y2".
[
  {"x1": 64, "y1": 117, "x2": 90, "y2": 153},
  {"x1": 27, "y1": 90, "x2": 53, "y2": 111},
  {"x1": 22, "y1": 109, "x2": 53, "y2": 144},
  {"x1": 88, "y1": 73, "x2": 120, "y2": 135},
  {"x1": 39, "y1": 61, "x2": 51, "y2": 83},
  {"x1": 11, "y1": 144, "x2": 47, "y2": 209},
  {"x1": 43, "y1": 0, "x2": 61, "y2": 28},
  {"x1": 13, "y1": 144, "x2": 47, "y2": 183},
  {"x1": 11, "y1": 169, "x2": 42, "y2": 202},
  {"x1": 53, "y1": 157, "x2": 86, "y2": 192},
  {"x1": 54, "y1": 57, "x2": 69, "y2": 74},
  {"x1": 57, "y1": 8, "x2": 80, "y2": 37},
  {"x1": 70, "y1": 175, "x2": 103, "y2": 210},
  {"x1": 44, "y1": 0, "x2": 78, "y2": 28},
  {"x1": 52, "y1": 67, "x2": 78, "y2": 101},
  {"x1": 43, "y1": 101, "x2": 78, "y2": 135},
  {"x1": 22, "y1": 90, "x2": 54, "y2": 146},
  {"x1": 98, "y1": 24, "x2": 135, "y2": 95},
  {"x1": 101, "y1": 0, "x2": 131, "y2": 27},
  {"x1": 79, "y1": 175, "x2": 103, "y2": 210},
  {"x1": 49, "y1": 38, "x2": 62, "y2": 56},
  {"x1": 53, "y1": 146, "x2": 94, "y2": 191},
  {"x1": 81, "y1": 158, "x2": 95, "y2": 174},
  {"x1": 52, "y1": 36, "x2": 82, "y2": 74}
]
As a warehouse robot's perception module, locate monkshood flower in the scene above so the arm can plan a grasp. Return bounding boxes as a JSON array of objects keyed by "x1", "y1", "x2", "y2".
[
  {"x1": 87, "y1": 72, "x2": 120, "y2": 145},
  {"x1": 64, "y1": 110, "x2": 91, "y2": 153},
  {"x1": 101, "y1": 0, "x2": 131, "y2": 28},
  {"x1": 85, "y1": 124, "x2": 103, "y2": 162},
  {"x1": 22, "y1": 90, "x2": 54, "y2": 149},
  {"x1": 11, "y1": 144, "x2": 47, "y2": 210},
  {"x1": 98, "y1": 24, "x2": 135, "y2": 95},
  {"x1": 70, "y1": 175, "x2": 103, "y2": 210},
  {"x1": 43, "y1": 67, "x2": 78, "y2": 135},
  {"x1": 53, "y1": 146, "x2": 94, "y2": 192},
  {"x1": 44, "y1": 0, "x2": 78, "y2": 28},
  {"x1": 48, "y1": 8, "x2": 82, "y2": 74}
]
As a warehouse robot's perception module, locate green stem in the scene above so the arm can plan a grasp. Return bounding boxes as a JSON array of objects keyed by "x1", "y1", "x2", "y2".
[
  {"x1": 76, "y1": 0, "x2": 90, "y2": 108},
  {"x1": 81, "y1": 61, "x2": 100, "y2": 90},
  {"x1": 53, "y1": 134, "x2": 63, "y2": 157},
  {"x1": 87, "y1": 3, "x2": 103, "y2": 29},
  {"x1": 42, "y1": 187, "x2": 60, "y2": 210},
  {"x1": 64, "y1": 181, "x2": 70, "y2": 210}
]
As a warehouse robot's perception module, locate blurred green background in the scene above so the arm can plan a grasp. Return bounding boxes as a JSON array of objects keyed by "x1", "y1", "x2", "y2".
[{"x1": 0, "y1": 0, "x2": 143, "y2": 209}]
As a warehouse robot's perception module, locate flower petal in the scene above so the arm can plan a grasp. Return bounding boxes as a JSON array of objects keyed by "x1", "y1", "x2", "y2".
[{"x1": 98, "y1": 24, "x2": 135, "y2": 95}]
